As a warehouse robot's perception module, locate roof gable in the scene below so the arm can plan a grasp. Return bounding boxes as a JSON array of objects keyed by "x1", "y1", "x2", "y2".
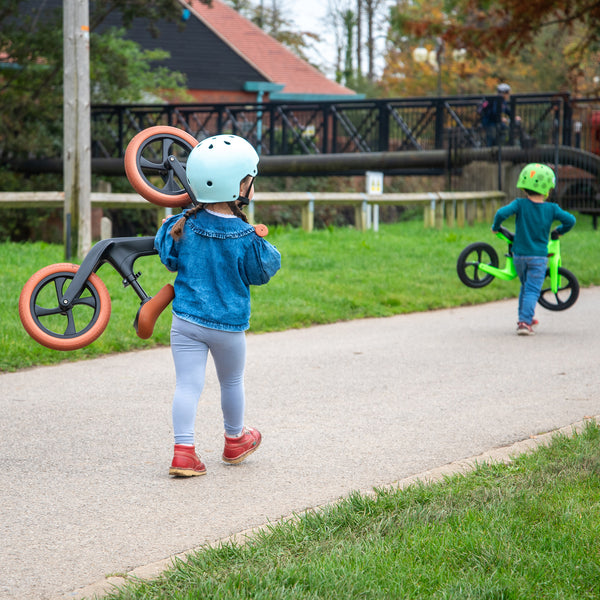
[{"x1": 182, "y1": 0, "x2": 356, "y2": 98}]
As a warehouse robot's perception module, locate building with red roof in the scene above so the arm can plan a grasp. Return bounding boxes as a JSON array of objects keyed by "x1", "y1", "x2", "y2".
[
  {"x1": 22, "y1": 0, "x2": 357, "y2": 104},
  {"x1": 178, "y1": 0, "x2": 357, "y2": 103}
]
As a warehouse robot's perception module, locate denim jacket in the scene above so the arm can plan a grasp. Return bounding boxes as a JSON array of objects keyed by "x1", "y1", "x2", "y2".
[{"x1": 154, "y1": 210, "x2": 281, "y2": 331}]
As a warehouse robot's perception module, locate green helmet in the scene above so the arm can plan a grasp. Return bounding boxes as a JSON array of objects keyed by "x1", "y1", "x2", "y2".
[
  {"x1": 186, "y1": 135, "x2": 259, "y2": 204},
  {"x1": 517, "y1": 163, "x2": 556, "y2": 196}
]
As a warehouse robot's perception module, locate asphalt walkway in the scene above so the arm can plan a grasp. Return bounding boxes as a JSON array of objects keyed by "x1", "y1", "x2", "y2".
[{"x1": 2, "y1": 288, "x2": 599, "y2": 600}]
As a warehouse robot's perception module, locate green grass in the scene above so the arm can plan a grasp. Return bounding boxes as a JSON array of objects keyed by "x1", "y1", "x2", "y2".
[
  {"x1": 102, "y1": 420, "x2": 600, "y2": 600},
  {"x1": 2, "y1": 216, "x2": 599, "y2": 372}
]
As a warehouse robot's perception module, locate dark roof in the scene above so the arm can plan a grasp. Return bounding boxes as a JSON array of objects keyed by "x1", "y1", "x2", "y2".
[{"x1": 99, "y1": 5, "x2": 268, "y2": 92}]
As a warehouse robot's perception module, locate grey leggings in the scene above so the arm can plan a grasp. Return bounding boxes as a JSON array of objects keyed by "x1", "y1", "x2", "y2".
[{"x1": 170, "y1": 315, "x2": 246, "y2": 444}]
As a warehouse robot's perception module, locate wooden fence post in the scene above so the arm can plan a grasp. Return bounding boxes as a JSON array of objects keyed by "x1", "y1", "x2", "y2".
[
  {"x1": 63, "y1": 0, "x2": 91, "y2": 260},
  {"x1": 301, "y1": 197, "x2": 314, "y2": 232}
]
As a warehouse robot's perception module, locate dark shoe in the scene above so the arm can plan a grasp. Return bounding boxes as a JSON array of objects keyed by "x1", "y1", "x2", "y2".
[
  {"x1": 517, "y1": 322, "x2": 535, "y2": 336},
  {"x1": 222, "y1": 427, "x2": 261, "y2": 464},
  {"x1": 169, "y1": 445, "x2": 207, "y2": 477}
]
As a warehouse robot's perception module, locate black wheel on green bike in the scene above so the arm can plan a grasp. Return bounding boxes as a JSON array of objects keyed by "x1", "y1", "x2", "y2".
[
  {"x1": 537, "y1": 267, "x2": 579, "y2": 311},
  {"x1": 456, "y1": 242, "x2": 499, "y2": 288}
]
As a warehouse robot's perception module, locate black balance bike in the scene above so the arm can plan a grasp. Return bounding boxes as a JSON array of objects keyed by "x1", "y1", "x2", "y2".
[{"x1": 19, "y1": 126, "x2": 267, "y2": 350}]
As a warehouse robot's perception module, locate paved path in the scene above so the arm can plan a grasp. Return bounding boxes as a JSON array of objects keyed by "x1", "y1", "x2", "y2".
[{"x1": 2, "y1": 288, "x2": 599, "y2": 600}]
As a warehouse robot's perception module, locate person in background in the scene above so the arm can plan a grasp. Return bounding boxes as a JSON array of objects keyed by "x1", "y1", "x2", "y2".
[{"x1": 480, "y1": 83, "x2": 520, "y2": 146}]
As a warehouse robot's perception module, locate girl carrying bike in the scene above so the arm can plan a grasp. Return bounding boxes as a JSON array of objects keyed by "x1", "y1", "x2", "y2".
[
  {"x1": 492, "y1": 163, "x2": 575, "y2": 336},
  {"x1": 154, "y1": 134, "x2": 281, "y2": 477}
]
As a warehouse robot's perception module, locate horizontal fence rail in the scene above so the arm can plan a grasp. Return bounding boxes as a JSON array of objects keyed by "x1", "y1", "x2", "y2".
[{"x1": 0, "y1": 190, "x2": 506, "y2": 233}]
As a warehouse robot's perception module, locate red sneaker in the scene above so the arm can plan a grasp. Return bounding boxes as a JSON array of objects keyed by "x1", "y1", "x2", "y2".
[
  {"x1": 223, "y1": 427, "x2": 262, "y2": 464},
  {"x1": 517, "y1": 321, "x2": 535, "y2": 336},
  {"x1": 169, "y1": 445, "x2": 207, "y2": 477}
]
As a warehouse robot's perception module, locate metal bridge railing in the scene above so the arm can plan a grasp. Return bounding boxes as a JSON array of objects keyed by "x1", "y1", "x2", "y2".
[{"x1": 90, "y1": 93, "x2": 599, "y2": 160}]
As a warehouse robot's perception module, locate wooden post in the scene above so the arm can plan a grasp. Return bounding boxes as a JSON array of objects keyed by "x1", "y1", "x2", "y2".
[
  {"x1": 301, "y1": 197, "x2": 314, "y2": 232},
  {"x1": 63, "y1": 0, "x2": 91, "y2": 260},
  {"x1": 456, "y1": 199, "x2": 466, "y2": 227},
  {"x1": 446, "y1": 198, "x2": 456, "y2": 227},
  {"x1": 354, "y1": 200, "x2": 368, "y2": 232},
  {"x1": 434, "y1": 199, "x2": 445, "y2": 229}
]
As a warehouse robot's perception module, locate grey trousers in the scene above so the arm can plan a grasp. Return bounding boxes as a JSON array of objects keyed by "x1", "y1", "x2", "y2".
[{"x1": 170, "y1": 315, "x2": 246, "y2": 444}]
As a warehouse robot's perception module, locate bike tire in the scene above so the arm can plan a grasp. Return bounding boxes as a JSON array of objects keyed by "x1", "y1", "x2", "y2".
[
  {"x1": 537, "y1": 266, "x2": 579, "y2": 311},
  {"x1": 19, "y1": 263, "x2": 111, "y2": 351},
  {"x1": 456, "y1": 242, "x2": 499, "y2": 288},
  {"x1": 124, "y1": 126, "x2": 198, "y2": 208}
]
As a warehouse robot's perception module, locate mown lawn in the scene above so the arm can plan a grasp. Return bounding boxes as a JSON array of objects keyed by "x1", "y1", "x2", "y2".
[{"x1": 2, "y1": 216, "x2": 598, "y2": 372}]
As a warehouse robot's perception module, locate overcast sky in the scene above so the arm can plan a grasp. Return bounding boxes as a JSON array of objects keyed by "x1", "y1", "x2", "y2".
[
  {"x1": 243, "y1": 1, "x2": 390, "y2": 79},
  {"x1": 287, "y1": 0, "x2": 336, "y2": 76},
  {"x1": 287, "y1": 0, "x2": 390, "y2": 79}
]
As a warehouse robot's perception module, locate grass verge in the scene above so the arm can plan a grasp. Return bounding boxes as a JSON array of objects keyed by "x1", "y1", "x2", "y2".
[{"x1": 102, "y1": 420, "x2": 600, "y2": 599}]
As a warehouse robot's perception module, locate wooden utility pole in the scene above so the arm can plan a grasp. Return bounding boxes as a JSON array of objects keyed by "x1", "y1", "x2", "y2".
[{"x1": 63, "y1": 0, "x2": 91, "y2": 260}]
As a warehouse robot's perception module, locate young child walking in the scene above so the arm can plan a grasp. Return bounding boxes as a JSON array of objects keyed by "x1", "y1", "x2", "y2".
[
  {"x1": 154, "y1": 134, "x2": 281, "y2": 477},
  {"x1": 492, "y1": 163, "x2": 575, "y2": 336}
]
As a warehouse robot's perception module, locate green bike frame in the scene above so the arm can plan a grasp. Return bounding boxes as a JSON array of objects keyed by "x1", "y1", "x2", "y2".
[{"x1": 477, "y1": 230, "x2": 563, "y2": 293}]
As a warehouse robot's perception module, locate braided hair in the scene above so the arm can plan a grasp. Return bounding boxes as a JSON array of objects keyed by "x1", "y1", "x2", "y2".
[{"x1": 169, "y1": 203, "x2": 205, "y2": 241}]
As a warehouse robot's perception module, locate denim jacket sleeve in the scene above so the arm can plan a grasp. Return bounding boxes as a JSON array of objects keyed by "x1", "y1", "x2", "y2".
[
  {"x1": 154, "y1": 215, "x2": 181, "y2": 272},
  {"x1": 242, "y1": 237, "x2": 281, "y2": 285}
]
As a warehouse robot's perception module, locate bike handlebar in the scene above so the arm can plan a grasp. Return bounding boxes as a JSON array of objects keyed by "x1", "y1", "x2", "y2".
[
  {"x1": 497, "y1": 226, "x2": 514, "y2": 242},
  {"x1": 495, "y1": 227, "x2": 560, "y2": 243}
]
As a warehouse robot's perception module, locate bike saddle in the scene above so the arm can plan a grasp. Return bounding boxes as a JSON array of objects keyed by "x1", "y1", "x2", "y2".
[
  {"x1": 134, "y1": 283, "x2": 175, "y2": 339},
  {"x1": 254, "y1": 224, "x2": 268, "y2": 237}
]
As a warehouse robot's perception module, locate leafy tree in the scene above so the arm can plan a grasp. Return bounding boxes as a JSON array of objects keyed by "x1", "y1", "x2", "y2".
[
  {"x1": 90, "y1": 28, "x2": 189, "y2": 103},
  {"x1": 0, "y1": 0, "x2": 207, "y2": 160},
  {"x1": 440, "y1": 0, "x2": 600, "y2": 58},
  {"x1": 386, "y1": 0, "x2": 600, "y2": 96}
]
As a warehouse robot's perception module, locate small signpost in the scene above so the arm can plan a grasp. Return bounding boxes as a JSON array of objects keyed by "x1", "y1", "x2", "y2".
[{"x1": 366, "y1": 170, "x2": 383, "y2": 231}]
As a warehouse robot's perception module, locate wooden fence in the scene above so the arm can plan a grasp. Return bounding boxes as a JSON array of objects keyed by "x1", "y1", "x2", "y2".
[{"x1": 0, "y1": 190, "x2": 506, "y2": 234}]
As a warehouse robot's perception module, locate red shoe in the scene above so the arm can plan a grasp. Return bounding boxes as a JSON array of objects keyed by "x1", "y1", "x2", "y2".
[
  {"x1": 223, "y1": 427, "x2": 262, "y2": 464},
  {"x1": 517, "y1": 321, "x2": 535, "y2": 336},
  {"x1": 169, "y1": 445, "x2": 207, "y2": 477}
]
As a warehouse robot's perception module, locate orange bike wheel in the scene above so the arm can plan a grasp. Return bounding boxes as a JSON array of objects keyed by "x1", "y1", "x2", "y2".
[
  {"x1": 124, "y1": 126, "x2": 199, "y2": 207},
  {"x1": 19, "y1": 263, "x2": 111, "y2": 351}
]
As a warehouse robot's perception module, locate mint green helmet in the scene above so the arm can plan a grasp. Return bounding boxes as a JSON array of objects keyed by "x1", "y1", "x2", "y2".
[
  {"x1": 517, "y1": 163, "x2": 556, "y2": 196},
  {"x1": 186, "y1": 135, "x2": 259, "y2": 203}
]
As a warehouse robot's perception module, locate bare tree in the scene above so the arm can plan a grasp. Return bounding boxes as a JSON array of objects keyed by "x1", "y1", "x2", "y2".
[
  {"x1": 356, "y1": 0, "x2": 362, "y2": 77},
  {"x1": 363, "y1": 0, "x2": 384, "y2": 81},
  {"x1": 327, "y1": 0, "x2": 357, "y2": 84}
]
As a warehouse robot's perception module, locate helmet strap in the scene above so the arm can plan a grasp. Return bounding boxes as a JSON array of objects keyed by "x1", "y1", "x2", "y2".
[{"x1": 237, "y1": 176, "x2": 255, "y2": 206}]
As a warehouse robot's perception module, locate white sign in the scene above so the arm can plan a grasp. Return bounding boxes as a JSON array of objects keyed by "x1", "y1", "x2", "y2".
[{"x1": 366, "y1": 171, "x2": 383, "y2": 195}]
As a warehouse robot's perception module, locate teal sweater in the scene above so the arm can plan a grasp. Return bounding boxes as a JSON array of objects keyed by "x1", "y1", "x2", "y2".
[{"x1": 492, "y1": 197, "x2": 576, "y2": 256}]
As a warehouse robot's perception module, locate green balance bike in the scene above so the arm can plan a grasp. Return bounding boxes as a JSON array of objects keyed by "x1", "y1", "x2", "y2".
[{"x1": 456, "y1": 226, "x2": 579, "y2": 311}]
